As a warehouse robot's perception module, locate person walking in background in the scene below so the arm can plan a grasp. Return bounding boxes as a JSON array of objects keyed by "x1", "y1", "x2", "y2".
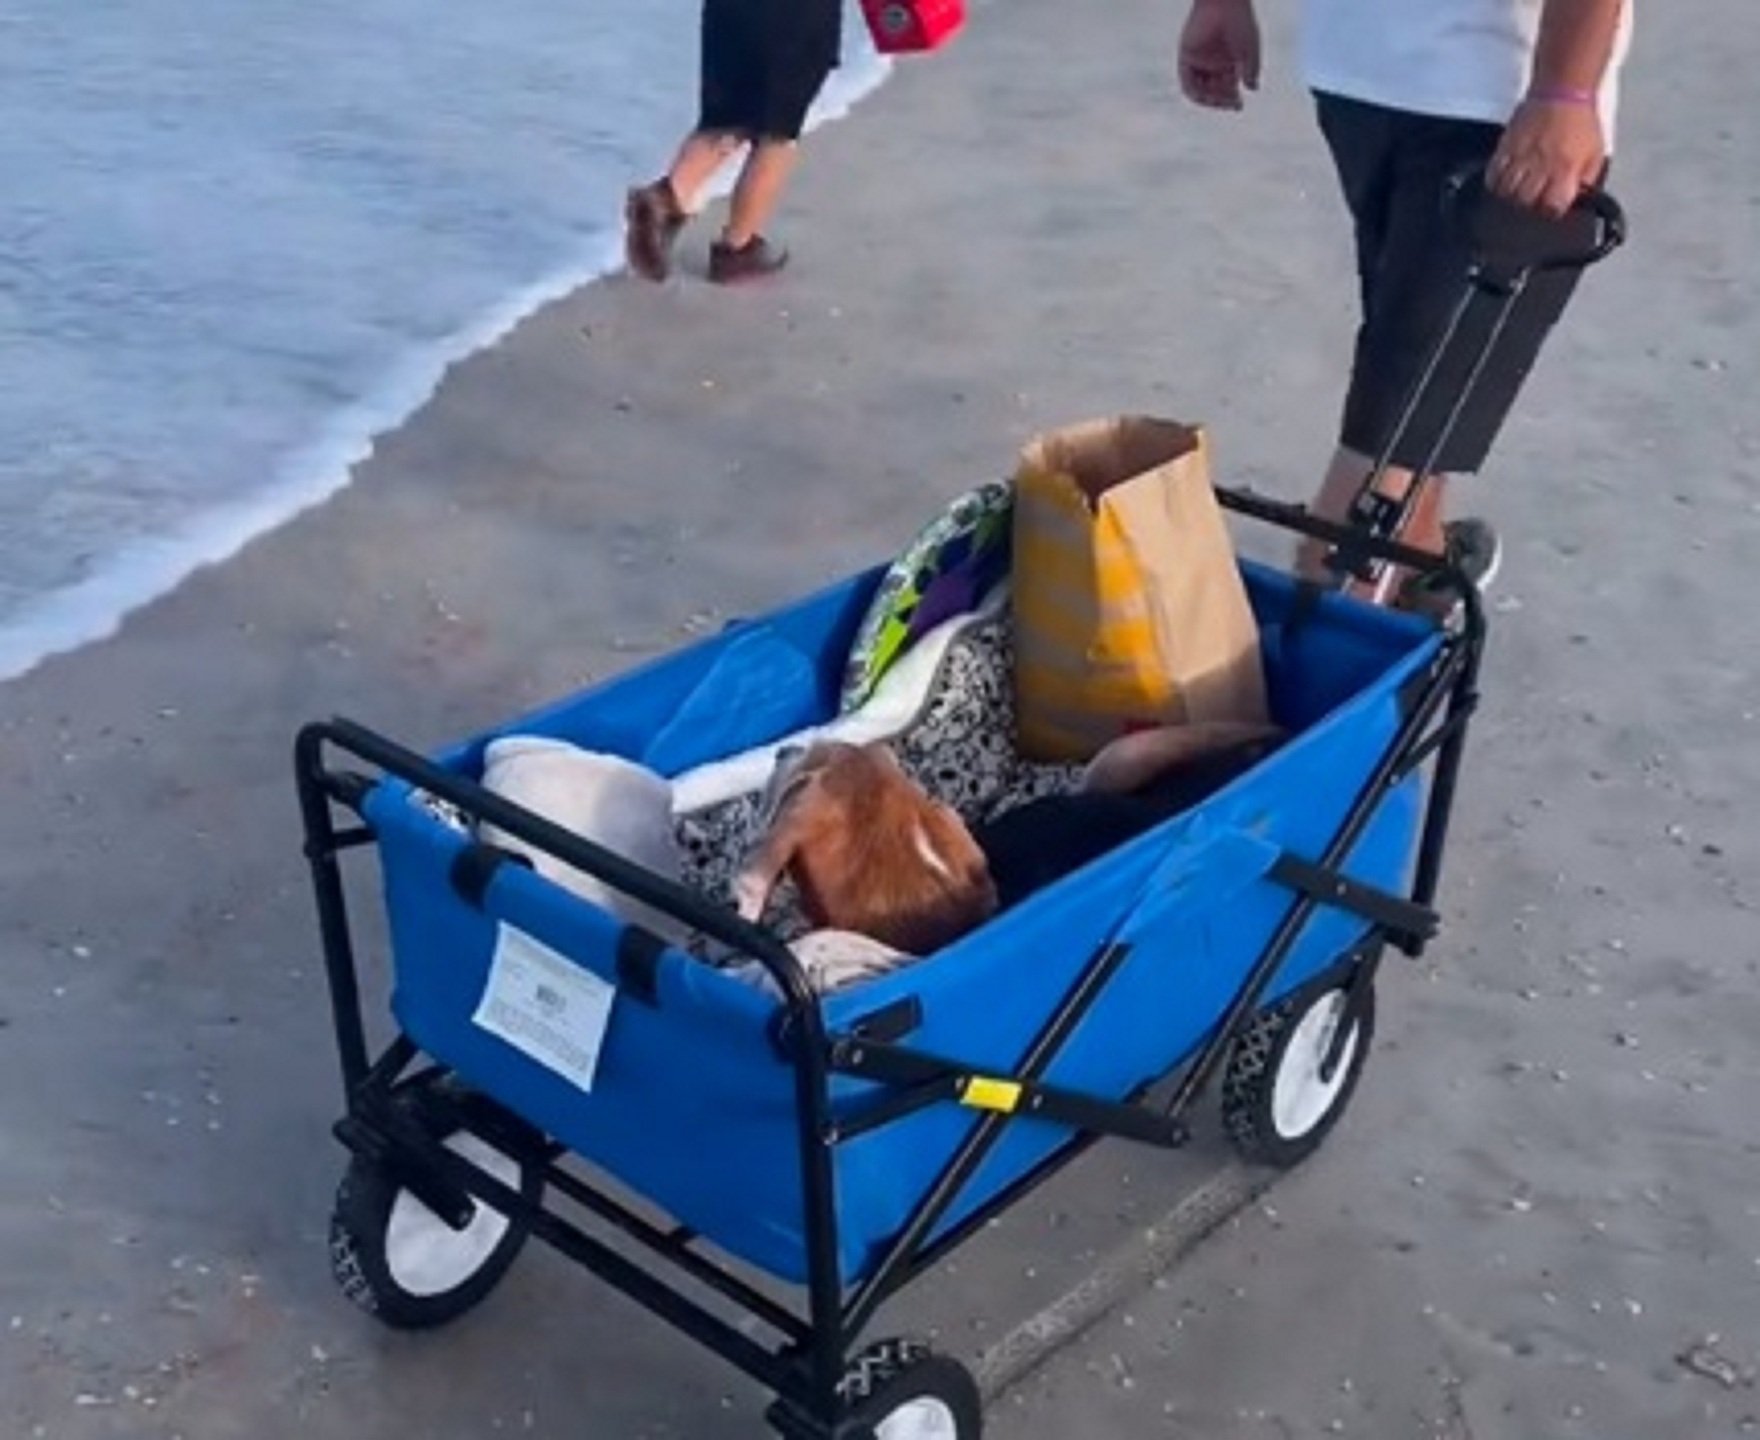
[
  {"x1": 1177, "y1": 0, "x2": 1634, "y2": 611},
  {"x1": 625, "y1": 0, "x2": 843, "y2": 285}
]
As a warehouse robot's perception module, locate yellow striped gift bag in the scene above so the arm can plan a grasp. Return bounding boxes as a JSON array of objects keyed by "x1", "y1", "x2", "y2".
[{"x1": 1010, "y1": 416, "x2": 1270, "y2": 762}]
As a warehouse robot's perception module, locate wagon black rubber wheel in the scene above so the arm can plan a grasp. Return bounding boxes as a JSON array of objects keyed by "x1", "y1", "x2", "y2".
[
  {"x1": 837, "y1": 1337, "x2": 983, "y2": 1439},
  {"x1": 328, "y1": 1070, "x2": 543, "y2": 1331},
  {"x1": 1222, "y1": 976, "x2": 1376, "y2": 1168}
]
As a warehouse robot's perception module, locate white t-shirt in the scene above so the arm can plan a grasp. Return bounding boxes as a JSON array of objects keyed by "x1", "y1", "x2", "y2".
[{"x1": 1301, "y1": 0, "x2": 1634, "y2": 146}]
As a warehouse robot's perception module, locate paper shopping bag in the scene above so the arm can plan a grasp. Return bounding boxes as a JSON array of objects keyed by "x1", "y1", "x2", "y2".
[{"x1": 1010, "y1": 416, "x2": 1270, "y2": 761}]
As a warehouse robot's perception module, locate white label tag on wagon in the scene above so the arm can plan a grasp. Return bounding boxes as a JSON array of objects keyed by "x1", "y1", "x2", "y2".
[{"x1": 471, "y1": 924, "x2": 615, "y2": 1094}]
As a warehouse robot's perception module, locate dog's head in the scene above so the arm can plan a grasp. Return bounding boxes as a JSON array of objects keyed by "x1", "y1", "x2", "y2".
[{"x1": 735, "y1": 740, "x2": 995, "y2": 951}]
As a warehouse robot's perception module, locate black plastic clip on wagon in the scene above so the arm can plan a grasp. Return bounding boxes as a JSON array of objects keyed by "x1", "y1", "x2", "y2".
[{"x1": 295, "y1": 176, "x2": 1623, "y2": 1439}]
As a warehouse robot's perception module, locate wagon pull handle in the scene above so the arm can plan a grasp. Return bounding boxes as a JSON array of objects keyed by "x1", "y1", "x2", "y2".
[{"x1": 1444, "y1": 164, "x2": 1628, "y2": 277}]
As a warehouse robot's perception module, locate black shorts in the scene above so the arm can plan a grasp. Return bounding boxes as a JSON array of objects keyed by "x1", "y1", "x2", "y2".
[
  {"x1": 1315, "y1": 91, "x2": 1601, "y2": 476},
  {"x1": 698, "y1": 0, "x2": 842, "y2": 143}
]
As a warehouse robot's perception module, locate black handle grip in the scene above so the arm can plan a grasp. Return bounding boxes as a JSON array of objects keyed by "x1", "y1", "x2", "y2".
[
  {"x1": 1569, "y1": 186, "x2": 1628, "y2": 264},
  {"x1": 1446, "y1": 164, "x2": 1627, "y2": 273}
]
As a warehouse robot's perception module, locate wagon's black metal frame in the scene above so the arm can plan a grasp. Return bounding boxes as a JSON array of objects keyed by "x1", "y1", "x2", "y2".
[
  {"x1": 295, "y1": 175, "x2": 1623, "y2": 1438},
  {"x1": 294, "y1": 491, "x2": 1483, "y2": 1439}
]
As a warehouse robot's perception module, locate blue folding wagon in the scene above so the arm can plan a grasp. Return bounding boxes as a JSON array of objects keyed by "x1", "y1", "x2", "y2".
[
  {"x1": 294, "y1": 492, "x2": 1479, "y2": 1436},
  {"x1": 295, "y1": 182, "x2": 1623, "y2": 1439}
]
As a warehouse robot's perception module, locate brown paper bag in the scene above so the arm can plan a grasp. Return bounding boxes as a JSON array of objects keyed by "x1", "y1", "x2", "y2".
[{"x1": 1010, "y1": 416, "x2": 1269, "y2": 761}]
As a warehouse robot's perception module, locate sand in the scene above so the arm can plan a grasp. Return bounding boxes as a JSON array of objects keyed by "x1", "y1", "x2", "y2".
[{"x1": 3, "y1": 0, "x2": 1757, "y2": 1435}]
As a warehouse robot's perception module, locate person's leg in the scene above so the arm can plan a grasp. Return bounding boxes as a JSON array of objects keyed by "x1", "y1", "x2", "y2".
[
  {"x1": 1308, "y1": 95, "x2": 1582, "y2": 608},
  {"x1": 625, "y1": 0, "x2": 756, "y2": 281},
  {"x1": 1302, "y1": 447, "x2": 1448, "y2": 599},
  {"x1": 626, "y1": 129, "x2": 751, "y2": 282},
  {"x1": 707, "y1": 0, "x2": 840, "y2": 282},
  {"x1": 1389, "y1": 171, "x2": 1598, "y2": 612},
  {"x1": 721, "y1": 139, "x2": 800, "y2": 248},
  {"x1": 667, "y1": 131, "x2": 748, "y2": 212},
  {"x1": 1301, "y1": 93, "x2": 1417, "y2": 588}
]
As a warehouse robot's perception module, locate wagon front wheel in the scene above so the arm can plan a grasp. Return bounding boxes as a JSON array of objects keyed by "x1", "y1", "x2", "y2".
[
  {"x1": 1222, "y1": 976, "x2": 1376, "y2": 1168},
  {"x1": 839, "y1": 1338, "x2": 983, "y2": 1439},
  {"x1": 329, "y1": 1071, "x2": 543, "y2": 1330}
]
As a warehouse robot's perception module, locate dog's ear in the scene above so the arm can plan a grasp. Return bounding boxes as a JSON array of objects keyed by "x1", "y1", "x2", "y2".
[
  {"x1": 736, "y1": 753, "x2": 843, "y2": 923},
  {"x1": 732, "y1": 857, "x2": 773, "y2": 924},
  {"x1": 735, "y1": 775, "x2": 817, "y2": 923},
  {"x1": 733, "y1": 827, "x2": 792, "y2": 924},
  {"x1": 756, "y1": 743, "x2": 817, "y2": 826}
]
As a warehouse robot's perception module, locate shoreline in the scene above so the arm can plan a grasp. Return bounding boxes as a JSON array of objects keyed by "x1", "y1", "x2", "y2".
[
  {"x1": 0, "y1": 233, "x2": 622, "y2": 686},
  {"x1": 0, "y1": 43, "x2": 891, "y2": 690}
]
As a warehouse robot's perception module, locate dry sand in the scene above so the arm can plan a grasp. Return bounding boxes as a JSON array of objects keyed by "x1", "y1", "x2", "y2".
[{"x1": 3, "y1": 0, "x2": 1757, "y2": 1436}]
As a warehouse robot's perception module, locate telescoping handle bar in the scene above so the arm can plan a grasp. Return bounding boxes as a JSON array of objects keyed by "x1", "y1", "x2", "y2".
[{"x1": 1329, "y1": 167, "x2": 1628, "y2": 601}]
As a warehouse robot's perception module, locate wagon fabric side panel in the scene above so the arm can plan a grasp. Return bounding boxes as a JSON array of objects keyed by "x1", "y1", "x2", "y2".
[
  {"x1": 364, "y1": 781, "x2": 846, "y2": 1284},
  {"x1": 813, "y1": 620, "x2": 1440, "y2": 1276}
]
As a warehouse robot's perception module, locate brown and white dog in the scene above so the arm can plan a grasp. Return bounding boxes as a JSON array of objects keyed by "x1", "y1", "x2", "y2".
[{"x1": 733, "y1": 740, "x2": 998, "y2": 955}]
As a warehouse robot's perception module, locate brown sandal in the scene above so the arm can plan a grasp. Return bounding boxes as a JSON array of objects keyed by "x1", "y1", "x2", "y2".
[{"x1": 624, "y1": 179, "x2": 687, "y2": 282}]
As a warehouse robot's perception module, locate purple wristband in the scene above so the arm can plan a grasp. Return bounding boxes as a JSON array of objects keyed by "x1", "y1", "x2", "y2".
[{"x1": 1527, "y1": 84, "x2": 1597, "y2": 107}]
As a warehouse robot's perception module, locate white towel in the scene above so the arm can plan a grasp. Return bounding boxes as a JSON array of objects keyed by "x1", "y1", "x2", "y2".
[{"x1": 478, "y1": 736, "x2": 690, "y2": 947}]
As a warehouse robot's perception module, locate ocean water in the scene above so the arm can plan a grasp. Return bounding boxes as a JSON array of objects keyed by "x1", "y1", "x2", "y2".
[{"x1": 0, "y1": 0, "x2": 887, "y2": 682}]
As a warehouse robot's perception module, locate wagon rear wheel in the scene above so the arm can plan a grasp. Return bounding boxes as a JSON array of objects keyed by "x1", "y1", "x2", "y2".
[
  {"x1": 1222, "y1": 976, "x2": 1375, "y2": 1168},
  {"x1": 329, "y1": 1070, "x2": 543, "y2": 1330},
  {"x1": 838, "y1": 1338, "x2": 983, "y2": 1439}
]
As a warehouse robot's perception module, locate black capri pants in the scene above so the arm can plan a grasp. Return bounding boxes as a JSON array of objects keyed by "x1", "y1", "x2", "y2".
[
  {"x1": 1315, "y1": 91, "x2": 1603, "y2": 476},
  {"x1": 698, "y1": 0, "x2": 843, "y2": 143}
]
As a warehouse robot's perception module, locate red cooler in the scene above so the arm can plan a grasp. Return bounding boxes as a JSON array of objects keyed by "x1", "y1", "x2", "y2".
[{"x1": 861, "y1": 0, "x2": 966, "y2": 54}]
